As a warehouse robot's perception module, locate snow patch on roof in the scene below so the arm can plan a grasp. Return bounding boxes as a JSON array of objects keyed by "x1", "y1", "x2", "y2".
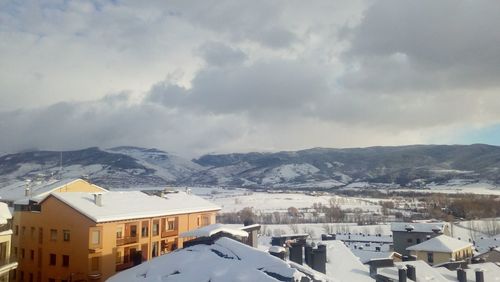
[
  {"x1": 407, "y1": 235, "x2": 472, "y2": 252},
  {"x1": 391, "y1": 222, "x2": 447, "y2": 233},
  {"x1": 107, "y1": 237, "x2": 303, "y2": 282},
  {"x1": 50, "y1": 191, "x2": 220, "y2": 223},
  {"x1": 180, "y1": 224, "x2": 248, "y2": 238},
  {"x1": 323, "y1": 241, "x2": 373, "y2": 282}
]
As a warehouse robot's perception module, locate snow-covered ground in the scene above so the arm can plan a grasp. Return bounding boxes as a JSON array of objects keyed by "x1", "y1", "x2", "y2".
[{"x1": 203, "y1": 191, "x2": 382, "y2": 213}]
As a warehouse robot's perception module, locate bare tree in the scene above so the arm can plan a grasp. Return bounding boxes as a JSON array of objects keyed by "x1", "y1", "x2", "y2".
[{"x1": 288, "y1": 224, "x2": 299, "y2": 234}]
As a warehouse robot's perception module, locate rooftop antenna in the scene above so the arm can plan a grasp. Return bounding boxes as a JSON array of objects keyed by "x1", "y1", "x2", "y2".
[{"x1": 59, "y1": 151, "x2": 63, "y2": 179}]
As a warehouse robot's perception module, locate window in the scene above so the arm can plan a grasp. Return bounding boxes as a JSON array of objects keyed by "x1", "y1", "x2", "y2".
[
  {"x1": 130, "y1": 225, "x2": 137, "y2": 237},
  {"x1": 116, "y1": 227, "x2": 123, "y2": 239},
  {"x1": 21, "y1": 248, "x2": 25, "y2": 259},
  {"x1": 15, "y1": 225, "x2": 18, "y2": 235},
  {"x1": 167, "y1": 220, "x2": 175, "y2": 230},
  {"x1": 152, "y1": 220, "x2": 159, "y2": 236},
  {"x1": 29, "y1": 272, "x2": 33, "y2": 282},
  {"x1": 62, "y1": 255, "x2": 69, "y2": 267},
  {"x1": 63, "y1": 230, "x2": 70, "y2": 242},
  {"x1": 50, "y1": 229, "x2": 57, "y2": 241},
  {"x1": 49, "y1": 254, "x2": 56, "y2": 265},
  {"x1": 48, "y1": 279, "x2": 55, "y2": 282},
  {"x1": 91, "y1": 229, "x2": 101, "y2": 245},
  {"x1": 427, "y1": 252, "x2": 434, "y2": 263},
  {"x1": 141, "y1": 221, "x2": 148, "y2": 237},
  {"x1": 416, "y1": 238, "x2": 421, "y2": 244},
  {"x1": 152, "y1": 241, "x2": 159, "y2": 257},
  {"x1": 22, "y1": 226, "x2": 26, "y2": 236},
  {"x1": 30, "y1": 249, "x2": 34, "y2": 260},
  {"x1": 407, "y1": 238, "x2": 413, "y2": 243},
  {"x1": 31, "y1": 227, "x2": 36, "y2": 239},
  {"x1": 91, "y1": 257, "x2": 100, "y2": 271}
]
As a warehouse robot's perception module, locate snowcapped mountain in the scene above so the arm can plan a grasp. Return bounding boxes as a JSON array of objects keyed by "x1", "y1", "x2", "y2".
[
  {"x1": 2, "y1": 144, "x2": 500, "y2": 189},
  {"x1": 0, "y1": 147, "x2": 202, "y2": 188}
]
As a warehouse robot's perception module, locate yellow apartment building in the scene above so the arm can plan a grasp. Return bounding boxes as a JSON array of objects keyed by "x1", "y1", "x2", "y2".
[
  {"x1": 11, "y1": 179, "x2": 220, "y2": 281},
  {"x1": 0, "y1": 203, "x2": 17, "y2": 281},
  {"x1": 406, "y1": 235, "x2": 473, "y2": 265}
]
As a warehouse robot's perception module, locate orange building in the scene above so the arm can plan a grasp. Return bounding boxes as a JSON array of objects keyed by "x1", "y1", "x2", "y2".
[{"x1": 11, "y1": 179, "x2": 220, "y2": 281}]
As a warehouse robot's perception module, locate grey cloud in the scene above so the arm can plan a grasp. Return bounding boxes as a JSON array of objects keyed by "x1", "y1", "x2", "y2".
[
  {"x1": 342, "y1": 0, "x2": 500, "y2": 92},
  {"x1": 197, "y1": 41, "x2": 247, "y2": 67},
  {"x1": 148, "y1": 59, "x2": 328, "y2": 118},
  {"x1": 0, "y1": 98, "x2": 248, "y2": 157},
  {"x1": 173, "y1": 0, "x2": 298, "y2": 49}
]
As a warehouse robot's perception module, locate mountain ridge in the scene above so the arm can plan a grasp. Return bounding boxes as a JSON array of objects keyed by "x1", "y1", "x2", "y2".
[{"x1": 1, "y1": 144, "x2": 500, "y2": 188}]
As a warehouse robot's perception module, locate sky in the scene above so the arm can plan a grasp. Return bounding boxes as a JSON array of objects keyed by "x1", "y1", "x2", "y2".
[{"x1": 2, "y1": 0, "x2": 500, "y2": 157}]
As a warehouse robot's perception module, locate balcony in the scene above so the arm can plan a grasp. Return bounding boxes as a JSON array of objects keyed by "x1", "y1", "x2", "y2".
[
  {"x1": 161, "y1": 229, "x2": 178, "y2": 238},
  {"x1": 116, "y1": 236, "x2": 138, "y2": 246},
  {"x1": 0, "y1": 256, "x2": 18, "y2": 275}
]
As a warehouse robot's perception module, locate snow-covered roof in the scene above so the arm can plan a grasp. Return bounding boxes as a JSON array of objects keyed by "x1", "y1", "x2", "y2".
[
  {"x1": 407, "y1": 235, "x2": 472, "y2": 252},
  {"x1": 0, "y1": 202, "x2": 12, "y2": 225},
  {"x1": 436, "y1": 262, "x2": 500, "y2": 282},
  {"x1": 180, "y1": 224, "x2": 248, "y2": 238},
  {"x1": 323, "y1": 241, "x2": 373, "y2": 282},
  {"x1": 391, "y1": 222, "x2": 447, "y2": 233},
  {"x1": 2, "y1": 178, "x2": 107, "y2": 204},
  {"x1": 107, "y1": 237, "x2": 304, "y2": 282},
  {"x1": 378, "y1": 260, "x2": 450, "y2": 282},
  {"x1": 48, "y1": 191, "x2": 220, "y2": 223}
]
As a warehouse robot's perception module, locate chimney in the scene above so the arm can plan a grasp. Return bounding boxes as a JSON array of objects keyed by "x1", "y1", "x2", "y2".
[
  {"x1": 268, "y1": 246, "x2": 286, "y2": 260},
  {"x1": 398, "y1": 266, "x2": 407, "y2": 282},
  {"x1": 457, "y1": 268, "x2": 466, "y2": 282},
  {"x1": 289, "y1": 241, "x2": 304, "y2": 265},
  {"x1": 311, "y1": 244, "x2": 327, "y2": 274},
  {"x1": 406, "y1": 264, "x2": 416, "y2": 281},
  {"x1": 475, "y1": 269, "x2": 484, "y2": 282},
  {"x1": 93, "y1": 193, "x2": 103, "y2": 206}
]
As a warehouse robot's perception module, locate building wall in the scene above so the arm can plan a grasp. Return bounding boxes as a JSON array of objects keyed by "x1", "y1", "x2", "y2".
[
  {"x1": 12, "y1": 196, "x2": 96, "y2": 282},
  {"x1": 99, "y1": 211, "x2": 217, "y2": 280},
  {"x1": 411, "y1": 246, "x2": 473, "y2": 265},
  {"x1": 475, "y1": 250, "x2": 500, "y2": 263},
  {"x1": 393, "y1": 231, "x2": 439, "y2": 256},
  {"x1": 47, "y1": 179, "x2": 106, "y2": 194}
]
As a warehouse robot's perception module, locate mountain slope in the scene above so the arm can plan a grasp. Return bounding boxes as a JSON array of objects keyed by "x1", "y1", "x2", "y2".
[
  {"x1": 191, "y1": 144, "x2": 500, "y2": 187},
  {"x1": 1, "y1": 144, "x2": 500, "y2": 189}
]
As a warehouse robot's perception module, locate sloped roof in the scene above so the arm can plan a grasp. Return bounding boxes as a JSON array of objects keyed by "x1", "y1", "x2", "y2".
[
  {"x1": 323, "y1": 241, "x2": 373, "y2": 282},
  {"x1": 391, "y1": 222, "x2": 447, "y2": 233},
  {"x1": 407, "y1": 235, "x2": 472, "y2": 252},
  {"x1": 3, "y1": 178, "x2": 107, "y2": 204},
  {"x1": 180, "y1": 224, "x2": 248, "y2": 238},
  {"x1": 107, "y1": 237, "x2": 304, "y2": 282},
  {"x1": 49, "y1": 191, "x2": 220, "y2": 223}
]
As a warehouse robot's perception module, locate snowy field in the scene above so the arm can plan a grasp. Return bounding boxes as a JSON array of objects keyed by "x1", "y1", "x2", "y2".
[{"x1": 198, "y1": 190, "x2": 382, "y2": 213}]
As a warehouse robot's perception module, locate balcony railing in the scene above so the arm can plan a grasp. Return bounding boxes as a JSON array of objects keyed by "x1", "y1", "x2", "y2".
[
  {"x1": 161, "y1": 229, "x2": 178, "y2": 238},
  {"x1": 116, "y1": 236, "x2": 138, "y2": 246}
]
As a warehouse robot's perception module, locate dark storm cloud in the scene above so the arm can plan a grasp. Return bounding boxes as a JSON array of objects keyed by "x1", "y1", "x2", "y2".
[
  {"x1": 341, "y1": 0, "x2": 500, "y2": 92},
  {"x1": 148, "y1": 60, "x2": 328, "y2": 118}
]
